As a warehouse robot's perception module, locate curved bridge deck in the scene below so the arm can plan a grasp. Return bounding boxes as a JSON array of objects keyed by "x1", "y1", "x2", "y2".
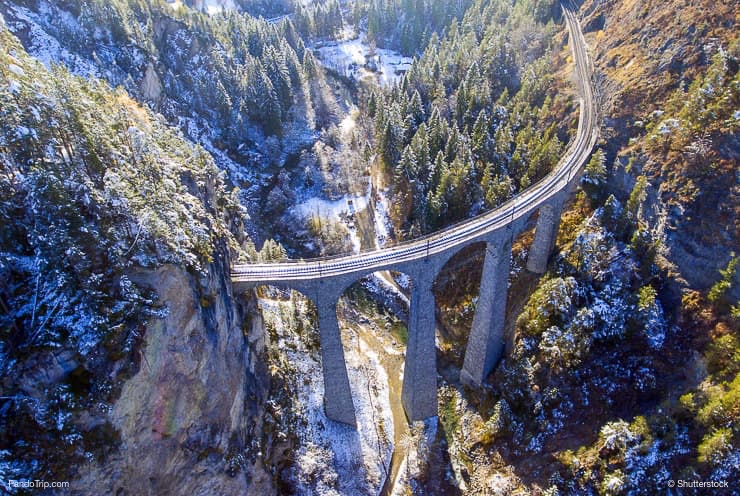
[{"x1": 231, "y1": 2, "x2": 598, "y2": 426}]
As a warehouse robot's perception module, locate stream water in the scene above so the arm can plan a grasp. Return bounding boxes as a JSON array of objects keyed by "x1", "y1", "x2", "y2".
[{"x1": 354, "y1": 321, "x2": 409, "y2": 496}]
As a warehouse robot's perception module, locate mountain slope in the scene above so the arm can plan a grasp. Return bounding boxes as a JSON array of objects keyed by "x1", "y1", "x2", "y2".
[
  {"x1": 0, "y1": 19, "x2": 263, "y2": 490},
  {"x1": 425, "y1": 1, "x2": 738, "y2": 493}
]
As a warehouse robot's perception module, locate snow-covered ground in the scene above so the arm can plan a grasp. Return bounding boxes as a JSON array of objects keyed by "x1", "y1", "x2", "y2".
[
  {"x1": 315, "y1": 33, "x2": 413, "y2": 87},
  {"x1": 338, "y1": 109, "x2": 358, "y2": 139},
  {"x1": 166, "y1": 0, "x2": 236, "y2": 15},
  {"x1": 373, "y1": 188, "x2": 394, "y2": 247},
  {"x1": 259, "y1": 296, "x2": 394, "y2": 495},
  {"x1": 291, "y1": 181, "x2": 372, "y2": 252},
  {"x1": 4, "y1": 3, "x2": 100, "y2": 79},
  {"x1": 363, "y1": 272, "x2": 410, "y2": 308},
  {"x1": 389, "y1": 418, "x2": 439, "y2": 496},
  {"x1": 292, "y1": 190, "x2": 369, "y2": 223},
  {"x1": 373, "y1": 45, "x2": 414, "y2": 86}
]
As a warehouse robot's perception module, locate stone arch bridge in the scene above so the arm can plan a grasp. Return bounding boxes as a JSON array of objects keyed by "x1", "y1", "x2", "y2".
[{"x1": 232, "y1": 3, "x2": 598, "y2": 427}]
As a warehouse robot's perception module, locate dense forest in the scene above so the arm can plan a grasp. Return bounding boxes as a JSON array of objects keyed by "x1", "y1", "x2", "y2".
[
  {"x1": 1, "y1": 0, "x2": 352, "y2": 164},
  {"x1": 0, "y1": 0, "x2": 359, "y2": 247},
  {"x1": 349, "y1": 0, "x2": 474, "y2": 55},
  {"x1": 352, "y1": 0, "x2": 573, "y2": 237}
]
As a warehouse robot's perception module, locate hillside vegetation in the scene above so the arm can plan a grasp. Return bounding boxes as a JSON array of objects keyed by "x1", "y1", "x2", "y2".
[
  {"x1": 428, "y1": 1, "x2": 738, "y2": 494},
  {"x1": 0, "y1": 0, "x2": 355, "y2": 247},
  {"x1": 0, "y1": 0, "x2": 736, "y2": 493},
  {"x1": 0, "y1": 22, "x2": 243, "y2": 480}
]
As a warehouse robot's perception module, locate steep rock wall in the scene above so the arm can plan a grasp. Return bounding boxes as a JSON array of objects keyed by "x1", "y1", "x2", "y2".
[{"x1": 73, "y1": 259, "x2": 272, "y2": 495}]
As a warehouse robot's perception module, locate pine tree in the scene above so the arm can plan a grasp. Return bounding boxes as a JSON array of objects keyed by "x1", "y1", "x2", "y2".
[
  {"x1": 471, "y1": 110, "x2": 492, "y2": 161},
  {"x1": 395, "y1": 146, "x2": 417, "y2": 181},
  {"x1": 368, "y1": 92, "x2": 378, "y2": 118}
]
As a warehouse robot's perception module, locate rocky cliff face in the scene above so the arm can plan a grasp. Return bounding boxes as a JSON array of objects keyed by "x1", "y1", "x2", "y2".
[
  {"x1": 0, "y1": 20, "x2": 274, "y2": 491},
  {"x1": 73, "y1": 257, "x2": 272, "y2": 495},
  {"x1": 140, "y1": 62, "x2": 163, "y2": 103}
]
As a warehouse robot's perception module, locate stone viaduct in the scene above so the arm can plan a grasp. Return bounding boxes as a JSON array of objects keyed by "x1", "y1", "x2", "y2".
[{"x1": 232, "y1": 3, "x2": 598, "y2": 427}]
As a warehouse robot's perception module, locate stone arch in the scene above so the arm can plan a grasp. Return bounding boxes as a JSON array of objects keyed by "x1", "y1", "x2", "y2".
[
  {"x1": 432, "y1": 238, "x2": 490, "y2": 278},
  {"x1": 333, "y1": 268, "x2": 415, "y2": 443},
  {"x1": 328, "y1": 266, "x2": 439, "y2": 422},
  {"x1": 431, "y1": 240, "x2": 490, "y2": 366},
  {"x1": 335, "y1": 269, "x2": 414, "y2": 347},
  {"x1": 237, "y1": 280, "x2": 357, "y2": 426},
  {"x1": 333, "y1": 268, "x2": 414, "y2": 305},
  {"x1": 418, "y1": 230, "x2": 514, "y2": 387}
]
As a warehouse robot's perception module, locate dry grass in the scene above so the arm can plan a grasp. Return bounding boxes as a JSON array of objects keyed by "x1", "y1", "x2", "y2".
[{"x1": 582, "y1": 0, "x2": 735, "y2": 118}]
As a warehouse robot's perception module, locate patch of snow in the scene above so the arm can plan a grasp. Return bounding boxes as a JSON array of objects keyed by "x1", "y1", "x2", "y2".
[
  {"x1": 204, "y1": 0, "x2": 236, "y2": 16},
  {"x1": 319, "y1": 37, "x2": 366, "y2": 67},
  {"x1": 172, "y1": 0, "x2": 237, "y2": 15},
  {"x1": 623, "y1": 423, "x2": 690, "y2": 489},
  {"x1": 347, "y1": 230, "x2": 362, "y2": 252},
  {"x1": 641, "y1": 300, "x2": 666, "y2": 349},
  {"x1": 657, "y1": 118, "x2": 680, "y2": 135},
  {"x1": 339, "y1": 110, "x2": 357, "y2": 138},
  {"x1": 315, "y1": 33, "x2": 413, "y2": 87},
  {"x1": 389, "y1": 456, "x2": 409, "y2": 496},
  {"x1": 373, "y1": 188, "x2": 393, "y2": 247},
  {"x1": 390, "y1": 417, "x2": 438, "y2": 494},
  {"x1": 292, "y1": 189, "x2": 371, "y2": 253},
  {"x1": 394, "y1": 273, "x2": 411, "y2": 292},
  {"x1": 259, "y1": 296, "x2": 394, "y2": 494},
  {"x1": 374, "y1": 46, "x2": 414, "y2": 87},
  {"x1": 294, "y1": 192, "x2": 369, "y2": 222},
  {"x1": 369, "y1": 273, "x2": 410, "y2": 306},
  {"x1": 4, "y1": 5, "x2": 99, "y2": 79},
  {"x1": 7, "y1": 63, "x2": 24, "y2": 76},
  {"x1": 600, "y1": 420, "x2": 636, "y2": 451}
]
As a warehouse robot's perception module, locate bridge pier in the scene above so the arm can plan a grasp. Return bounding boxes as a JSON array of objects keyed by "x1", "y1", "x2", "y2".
[
  {"x1": 460, "y1": 235, "x2": 512, "y2": 387},
  {"x1": 316, "y1": 299, "x2": 357, "y2": 426},
  {"x1": 401, "y1": 271, "x2": 438, "y2": 421},
  {"x1": 526, "y1": 196, "x2": 565, "y2": 274}
]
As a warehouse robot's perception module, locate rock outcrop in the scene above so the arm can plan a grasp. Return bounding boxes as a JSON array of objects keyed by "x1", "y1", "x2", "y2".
[
  {"x1": 140, "y1": 62, "x2": 163, "y2": 103},
  {"x1": 580, "y1": 0, "x2": 738, "y2": 293},
  {"x1": 74, "y1": 259, "x2": 271, "y2": 495}
]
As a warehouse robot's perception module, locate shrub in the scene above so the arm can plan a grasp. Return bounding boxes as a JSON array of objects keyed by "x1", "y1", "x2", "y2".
[
  {"x1": 626, "y1": 175, "x2": 648, "y2": 225},
  {"x1": 708, "y1": 255, "x2": 738, "y2": 310},
  {"x1": 600, "y1": 420, "x2": 637, "y2": 453},
  {"x1": 581, "y1": 149, "x2": 607, "y2": 205},
  {"x1": 600, "y1": 470, "x2": 625, "y2": 496},
  {"x1": 696, "y1": 374, "x2": 740, "y2": 429},
  {"x1": 705, "y1": 333, "x2": 740, "y2": 378},
  {"x1": 698, "y1": 428, "x2": 733, "y2": 465}
]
